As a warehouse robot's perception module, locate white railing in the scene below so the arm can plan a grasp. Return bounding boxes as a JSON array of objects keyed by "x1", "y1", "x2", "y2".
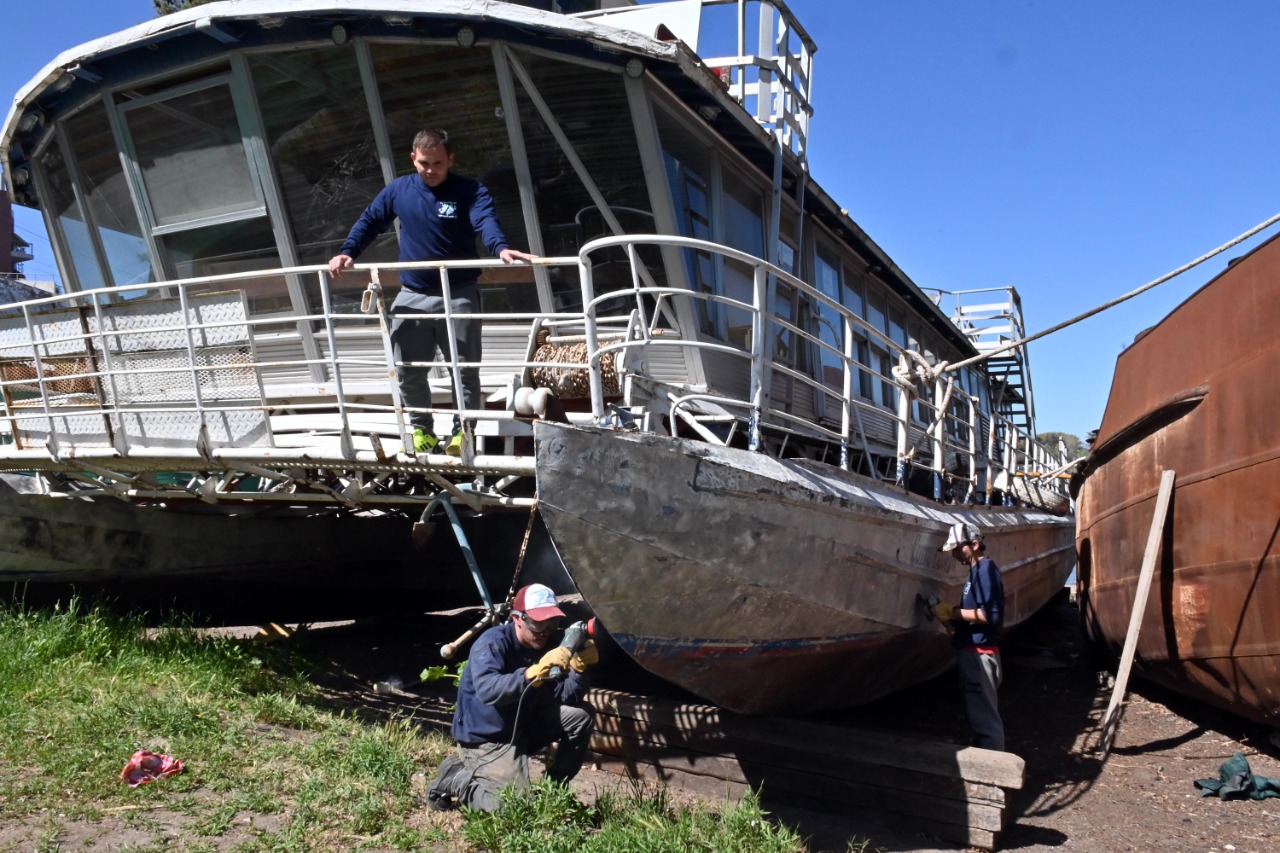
[{"x1": 0, "y1": 234, "x2": 1069, "y2": 512}]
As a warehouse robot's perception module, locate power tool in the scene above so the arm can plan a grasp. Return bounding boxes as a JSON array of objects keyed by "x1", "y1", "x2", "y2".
[{"x1": 547, "y1": 617, "x2": 596, "y2": 680}]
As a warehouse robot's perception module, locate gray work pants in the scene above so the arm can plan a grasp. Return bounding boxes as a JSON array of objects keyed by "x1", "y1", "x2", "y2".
[
  {"x1": 429, "y1": 702, "x2": 594, "y2": 812},
  {"x1": 957, "y1": 648, "x2": 1004, "y2": 751},
  {"x1": 389, "y1": 284, "x2": 481, "y2": 433}
]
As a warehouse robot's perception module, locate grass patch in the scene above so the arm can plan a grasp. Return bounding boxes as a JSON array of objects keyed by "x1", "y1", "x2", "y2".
[
  {"x1": 0, "y1": 598, "x2": 857, "y2": 851},
  {"x1": 463, "y1": 779, "x2": 811, "y2": 852}
]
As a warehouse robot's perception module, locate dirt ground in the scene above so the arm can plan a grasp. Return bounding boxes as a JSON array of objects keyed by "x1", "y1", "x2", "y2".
[
  {"x1": 6, "y1": 598, "x2": 1278, "y2": 852},
  {"x1": 294, "y1": 597, "x2": 1280, "y2": 853},
  {"x1": 786, "y1": 595, "x2": 1280, "y2": 853}
]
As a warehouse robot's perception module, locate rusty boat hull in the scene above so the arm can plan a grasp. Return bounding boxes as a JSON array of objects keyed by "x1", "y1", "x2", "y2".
[
  {"x1": 1074, "y1": 233, "x2": 1280, "y2": 726},
  {"x1": 535, "y1": 422, "x2": 1076, "y2": 715}
]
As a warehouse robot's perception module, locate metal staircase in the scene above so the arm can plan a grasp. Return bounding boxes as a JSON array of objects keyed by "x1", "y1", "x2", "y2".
[{"x1": 945, "y1": 287, "x2": 1036, "y2": 436}]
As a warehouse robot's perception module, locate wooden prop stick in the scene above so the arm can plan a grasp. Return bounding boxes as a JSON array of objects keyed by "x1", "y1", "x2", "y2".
[{"x1": 1098, "y1": 469, "x2": 1176, "y2": 757}]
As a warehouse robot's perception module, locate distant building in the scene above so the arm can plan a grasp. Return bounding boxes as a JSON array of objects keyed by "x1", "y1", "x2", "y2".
[{"x1": 0, "y1": 191, "x2": 55, "y2": 303}]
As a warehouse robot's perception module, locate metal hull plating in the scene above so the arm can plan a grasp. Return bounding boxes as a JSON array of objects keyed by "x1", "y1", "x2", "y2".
[
  {"x1": 1075, "y1": 233, "x2": 1280, "y2": 726},
  {"x1": 535, "y1": 422, "x2": 1076, "y2": 714},
  {"x1": 0, "y1": 475, "x2": 545, "y2": 614}
]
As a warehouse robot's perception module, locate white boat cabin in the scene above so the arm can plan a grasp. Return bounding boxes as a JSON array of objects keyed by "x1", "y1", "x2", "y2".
[{"x1": 0, "y1": 0, "x2": 1068, "y2": 512}]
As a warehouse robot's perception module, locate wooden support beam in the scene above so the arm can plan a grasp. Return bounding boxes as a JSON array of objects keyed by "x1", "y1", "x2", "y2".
[{"x1": 1098, "y1": 469, "x2": 1175, "y2": 756}]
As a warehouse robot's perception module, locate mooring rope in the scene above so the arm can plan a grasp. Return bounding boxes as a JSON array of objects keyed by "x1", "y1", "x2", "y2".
[
  {"x1": 917, "y1": 211, "x2": 1280, "y2": 383},
  {"x1": 889, "y1": 211, "x2": 1280, "y2": 476}
]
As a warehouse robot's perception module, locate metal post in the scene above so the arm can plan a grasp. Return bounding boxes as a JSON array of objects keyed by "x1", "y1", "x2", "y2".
[
  {"x1": 932, "y1": 376, "x2": 945, "y2": 502},
  {"x1": 747, "y1": 264, "x2": 767, "y2": 452},
  {"x1": 318, "y1": 270, "x2": 354, "y2": 459}
]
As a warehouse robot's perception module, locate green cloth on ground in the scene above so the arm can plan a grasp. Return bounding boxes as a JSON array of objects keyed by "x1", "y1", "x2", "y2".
[{"x1": 1194, "y1": 752, "x2": 1280, "y2": 800}]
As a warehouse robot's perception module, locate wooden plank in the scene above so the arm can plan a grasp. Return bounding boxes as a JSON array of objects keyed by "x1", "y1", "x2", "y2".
[
  {"x1": 591, "y1": 713, "x2": 1007, "y2": 807},
  {"x1": 589, "y1": 732, "x2": 1006, "y2": 832},
  {"x1": 588, "y1": 688, "x2": 1025, "y2": 789},
  {"x1": 1099, "y1": 468, "x2": 1175, "y2": 756},
  {"x1": 589, "y1": 751, "x2": 1000, "y2": 851}
]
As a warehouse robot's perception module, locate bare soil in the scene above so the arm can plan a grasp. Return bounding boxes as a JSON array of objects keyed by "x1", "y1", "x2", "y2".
[{"x1": 5, "y1": 599, "x2": 1278, "y2": 852}]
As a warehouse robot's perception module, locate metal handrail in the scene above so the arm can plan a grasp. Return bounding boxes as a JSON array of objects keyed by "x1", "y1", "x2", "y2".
[{"x1": 0, "y1": 238, "x2": 1067, "y2": 509}]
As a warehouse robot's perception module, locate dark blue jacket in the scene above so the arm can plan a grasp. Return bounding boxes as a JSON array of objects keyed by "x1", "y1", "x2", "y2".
[
  {"x1": 452, "y1": 620, "x2": 589, "y2": 746},
  {"x1": 339, "y1": 173, "x2": 510, "y2": 293},
  {"x1": 952, "y1": 555, "x2": 1005, "y2": 649}
]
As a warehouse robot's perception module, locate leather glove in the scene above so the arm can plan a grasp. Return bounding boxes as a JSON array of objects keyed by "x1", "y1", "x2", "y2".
[
  {"x1": 933, "y1": 602, "x2": 956, "y2": 623},
  {"x1": 525, "y1": 646, "x2": 573, "y2": 682},
  {"x1": 569, "y1": 639, "x2": 599, "y2": 672}
]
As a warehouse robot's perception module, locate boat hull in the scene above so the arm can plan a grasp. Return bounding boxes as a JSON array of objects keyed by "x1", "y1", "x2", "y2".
[
  {"x1": 0, "y1": 475, "x2": 560, "y2": 618},
  {"x1": 1075, "y1": 233, "x2": 1280, "y2": 726},
  {"x1": 535, "y1": 421, "x2": 1076, "y2": 714}
]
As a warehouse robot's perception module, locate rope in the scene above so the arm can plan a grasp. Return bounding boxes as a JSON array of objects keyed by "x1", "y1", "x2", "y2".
[{"x1": 924, "y1": 212, "x2": 1280, "y2": 381}]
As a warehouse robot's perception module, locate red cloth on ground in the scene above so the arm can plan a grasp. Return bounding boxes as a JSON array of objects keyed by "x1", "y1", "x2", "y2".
[{"x1": 120, "y1": 749, "x2": 184, "y2": 787}]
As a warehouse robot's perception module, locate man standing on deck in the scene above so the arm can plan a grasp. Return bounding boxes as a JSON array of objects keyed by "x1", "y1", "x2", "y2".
[
  {"x1": 934, "y1": 522, "x2": 1006, "y2": 751},
  {"x1": 423, "y1": 584, "x2": 598, "y2": 812},
  {"x1": 328, "y1": 129, "x2": 537, "y2": 456}
]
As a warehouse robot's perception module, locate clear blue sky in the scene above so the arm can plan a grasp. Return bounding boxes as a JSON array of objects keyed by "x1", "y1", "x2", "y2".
[{"x1": 6, "y1": 0, "x2": 1278, "y2": 441}]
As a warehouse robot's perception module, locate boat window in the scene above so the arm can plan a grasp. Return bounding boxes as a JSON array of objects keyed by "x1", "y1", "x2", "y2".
[
  {"x1": 721, "y1": 179, "x2": 764, "y2": 347},
  {"x1": 36, "y1": 141, "x2": 105, "y2": 291},
  {"x1": 507, "y1": 50, "x2": 657, "y2": 315},
  {"x1": 121, "y1": 79, "x2": 265, "y2": 229},
  {"x1": 161, "y1": 217, "x2": 289, "y2": 314},
  {"x1": 62, "y1": 102, "x2": 153, "y2": 289},
  {"x1": 370, "y1": 43, "x2": 536, "y2": 312},
  {"x1": 776, "y1": 241, "x2": 796, "y2": 275},
  {"x1": 864, "y1": 285, "x2": 895, "y2": 409},
  {"x1": 658, "y1": 114, "x2": 716, "y2": 335},
  {"x1": 250, "y1": 46, "x2": 385, "y2": 312},
  {"x1": 813, "y1": 248, "x2": 844, "y2": 390}
]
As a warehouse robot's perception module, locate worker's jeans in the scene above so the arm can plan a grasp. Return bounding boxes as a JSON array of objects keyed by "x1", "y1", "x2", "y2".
[
  {"x1": 390, "y1": 284, "x2": 481, "y2": 433},
  {"x1": 429, "y1": 702, "x2": 594, "y2": 812},
  {"x1": 958, "y1": 648, "x2": 1004, "y2": 751}
]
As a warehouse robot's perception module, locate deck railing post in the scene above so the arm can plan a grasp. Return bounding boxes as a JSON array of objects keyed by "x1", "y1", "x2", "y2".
[
  {"x1": 318, "y1": 270, "x2": 354, "y2": 460},
  {"x1": 89, "y1": 298, "x2": 127, "y2": 456},
  {"x1": 985, "y1": 413, "x2": 997, "y2": 506},
  {"x1": 747, "y1": 264, "x2": 767, "y2": 452},
  {"x1": 440, "y1": 268, "x2": 464, "y2": 435},
  {"x1": 933, "y1": 376, "x2": 945, "y2": 502},
  {"x1": 967, "y1": 397, "x2": 978, "y2": 504},
  {"x1": 895, "y1": 352, "x2": 911, "y2": 487},
  {"x1": 175, "y1": 284, "x2": 210, "y2": 453},
  {"x1": 839, "y1": 313, "x2": 854, "y2": 470},
  {"x1": 579, "y1": 257, "x2": 606, "y2": 425},
  {"x1": 365, "y1": 269, "x2": 411, "y2": 452},
  {"x1": 21, "y1": 303, "x2": 59, "y2": 458}
]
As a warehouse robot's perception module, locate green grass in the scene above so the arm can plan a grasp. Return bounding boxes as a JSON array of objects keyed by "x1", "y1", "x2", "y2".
[{"x1": 0, "y1": 599, "x2": 861, "y2": 852}]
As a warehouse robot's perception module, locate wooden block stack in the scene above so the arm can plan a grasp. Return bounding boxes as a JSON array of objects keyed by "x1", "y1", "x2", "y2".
[{"x1": 586, "y1": 688, "x2": 1025, "y2": 851}]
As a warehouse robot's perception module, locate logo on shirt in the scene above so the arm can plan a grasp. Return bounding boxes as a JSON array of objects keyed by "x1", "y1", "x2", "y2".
[{"x1": 437, "y1": 201, "x2": 458, "y2": 219}]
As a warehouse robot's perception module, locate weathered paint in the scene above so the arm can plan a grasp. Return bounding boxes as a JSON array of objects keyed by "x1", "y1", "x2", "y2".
[
  {"x1": 535, "y1": 421, "x2": 1076, "y2": 715},
  {"x1": 1075, "y1": 232, "x2": 1280, "y2": 726}
]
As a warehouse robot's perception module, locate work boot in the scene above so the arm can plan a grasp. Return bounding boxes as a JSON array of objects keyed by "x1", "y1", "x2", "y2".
[
  {"x1": 423, "y1": 753, "x2": 465, "y2": 811},
  {"x1": 445, "y1": 429, "x2": 464, "y2": 457},
  {"x1": 410, "y1": 428, "x2": 441, "y2": 455}
]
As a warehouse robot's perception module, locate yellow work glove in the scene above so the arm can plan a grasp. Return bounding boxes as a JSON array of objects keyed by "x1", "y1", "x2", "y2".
[
  {"x1": 933, "y1": 602, "x2": 955, "y2": 623},
  {"x1": 525, "y1": 646, "x2": 573, "y2": 683},
  {"x1": 569, "y1": 639, "x2": 599, "y2": 673}
]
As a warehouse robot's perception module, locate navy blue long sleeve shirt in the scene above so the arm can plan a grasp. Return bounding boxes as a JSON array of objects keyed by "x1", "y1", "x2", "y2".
[
  {"x1": 339, "y1": 172, "x2": 510, "y2": 294},
  {"x1": 452, "y1": 620, "x2": 589, "y2": 746},
  {"x1": 952, "y1": 555, "x2": 1005, "y2": 649}
]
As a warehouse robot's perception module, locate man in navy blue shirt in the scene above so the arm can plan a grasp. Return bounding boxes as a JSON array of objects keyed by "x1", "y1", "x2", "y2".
[
  {"x1": 423, "y1": 584, "x2": 597, "y2": 811},
  {"x1": 934, "y1": 521, "x2": 1006, "y2": 751},
  {"x1": 328, "y1": 129, "x2": 536, "y2": 456}
]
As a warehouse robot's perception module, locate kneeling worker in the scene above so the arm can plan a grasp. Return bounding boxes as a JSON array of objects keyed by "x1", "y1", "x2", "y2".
[{"x1": 425, "y1": 583, "x2": 598, "y2": 811}]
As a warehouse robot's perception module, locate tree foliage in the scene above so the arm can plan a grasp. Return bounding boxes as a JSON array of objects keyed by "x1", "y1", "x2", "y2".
[{"x1": 1037, "y1": 431, "x2": 1086, "y2": 460}]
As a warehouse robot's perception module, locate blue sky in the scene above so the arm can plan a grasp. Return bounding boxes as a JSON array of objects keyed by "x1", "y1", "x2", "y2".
[{"x1": 5, "y1": 0, "x2": 1278, "y2": 441}]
